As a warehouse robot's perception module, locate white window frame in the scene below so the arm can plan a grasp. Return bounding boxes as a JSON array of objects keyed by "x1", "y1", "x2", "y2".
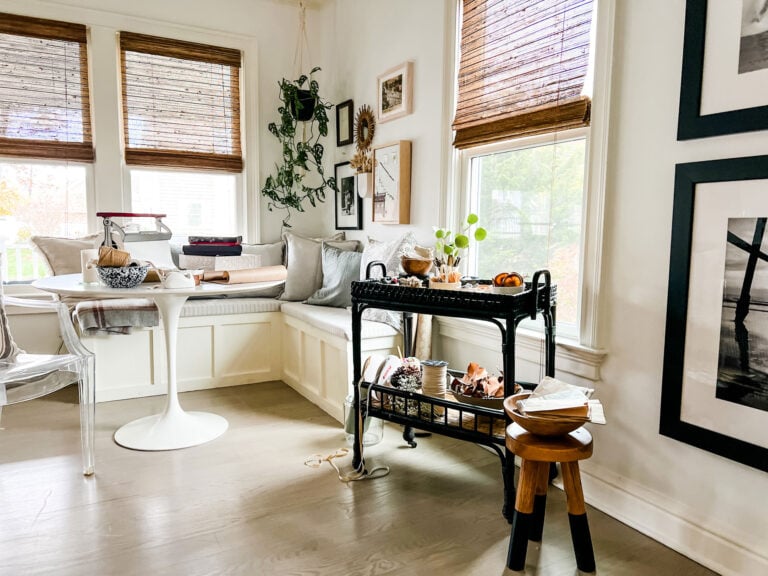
[
  {"x1": 458, "y1": 128, "x2": 589, "y2": 342},
  {"x1": 122, "y1": 166, "x2": 246, "y2": 241},
  {"x1": 438, "y1": 0, "x2": 615, "y2": 380}
]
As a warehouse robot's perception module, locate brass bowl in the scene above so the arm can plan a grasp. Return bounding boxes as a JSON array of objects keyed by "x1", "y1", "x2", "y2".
[
  {"x1": 503, "y1": 392, "x2": 586, "y2": 437},
  {"x1": 401, "y1": 256, "x2": 433, "y2": 276}
]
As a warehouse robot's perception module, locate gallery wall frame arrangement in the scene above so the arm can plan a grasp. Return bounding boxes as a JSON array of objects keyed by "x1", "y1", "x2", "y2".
[
  {"x1": 334, "y1": 161, "x2": 363, "y2": 230},
  {"x1": 336, "y1": 99, "x2": 353, "y2": 146},
  {"x1": 372, "y1": 140, "x2": 411, "y2": 224},
  {"x1": 677, "y1": 0, "x2": 768, "y2": 140},
  {"x1": 661, "y1": 155, "x2": 768, "y2": 472},
  {"x1": 376, "y1": 61, "x2": 413, "y2": 123}
]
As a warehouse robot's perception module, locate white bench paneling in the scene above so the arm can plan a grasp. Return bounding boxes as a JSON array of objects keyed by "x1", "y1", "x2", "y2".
[{"x1": 84, "y1": 311, "x2": 283, "y2": 402}]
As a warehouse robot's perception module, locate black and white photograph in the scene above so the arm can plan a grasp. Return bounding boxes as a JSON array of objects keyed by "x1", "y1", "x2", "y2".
[
  {"x1": 381, "y1": 75, "x2": 402, "y2": 113},
  {"x1": 661, "y1": 156, "x2": 768, "y2": 473},
  {"x1": 740, "y1": 0, "x2": 768, "y2": 73},
  {"x1": 376, "y1": 61, "x2": 413, "y2": 122},
  {"x1": 678, "y1": 0, "x2": 768, "y2": 139},
  {"x1": 333, "y1": 161, "x2": 362, "y2": 230},
  {"x1": 717, "y1": 217, "x2": 768, "y2": 412}
]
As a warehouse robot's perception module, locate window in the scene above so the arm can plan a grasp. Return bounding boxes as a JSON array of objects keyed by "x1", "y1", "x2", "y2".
[
  {"x1": 129, "y1": 169, "x2": 237, "y2": 239},
  {"x1": 454, "y1": 0, "x2": 604, "y2": 344},
  {"x1": 0, "y1": 161, "x2": 88, "y2": 282},
  {"x1": 119, "y1": 32, "x2": 243, "y2": 237},
  {"x1": 466, "y1": 132, "x2": 586, "y2": 333},
  {"x1": 0, "y1": 13, "x2": 93, "y2": 283}
]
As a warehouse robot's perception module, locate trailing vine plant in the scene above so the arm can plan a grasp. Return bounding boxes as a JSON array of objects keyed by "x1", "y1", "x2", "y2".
[{"x1": 261, "y1": 67, "x2": 336, "y2": 227}]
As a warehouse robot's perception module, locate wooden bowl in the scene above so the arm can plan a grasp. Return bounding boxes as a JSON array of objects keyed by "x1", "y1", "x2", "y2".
[
  {"x1": 503, "y1": 392, "x2": 586, "y2": 436},
  {"x1": 401, "y1": 256, "x2": 433, "y2": 276}
]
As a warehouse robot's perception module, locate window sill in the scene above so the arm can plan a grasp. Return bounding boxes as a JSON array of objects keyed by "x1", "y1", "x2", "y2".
[{"x1": 435, "y1": 316, "x2": 607, "y2": 383}]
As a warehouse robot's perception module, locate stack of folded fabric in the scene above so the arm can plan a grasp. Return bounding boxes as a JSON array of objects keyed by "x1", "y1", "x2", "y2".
[
  {"x1": 179, "y1": 236, "x2": 262, "y2": 271},
  {"x1": 182, "y1": 235, "x2": 243, "y2": 257}
]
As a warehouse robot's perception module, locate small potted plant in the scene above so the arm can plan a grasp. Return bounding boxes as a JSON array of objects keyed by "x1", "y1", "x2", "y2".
[{"x1": 430, "y1": 213, "x2": 487, "y2": 288}]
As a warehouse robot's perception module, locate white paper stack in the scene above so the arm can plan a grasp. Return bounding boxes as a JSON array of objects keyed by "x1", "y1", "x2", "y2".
[
  {"x1": 179, "y1": 253, "x2": 261, "y2": 271},
  {"x1": 517, "y1": 376, "x2": 605, "y2": 424}
]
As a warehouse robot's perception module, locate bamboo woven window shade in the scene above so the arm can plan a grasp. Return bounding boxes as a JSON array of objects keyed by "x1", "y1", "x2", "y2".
[
  {"x1": 119, "y1": 32, "x2": 243, "y2": 172},
  {"x1": 453, "y1": 0, "x2": 593, "y2": 149},
  {"x1": 0, "y1": 13, "x2": 94, "y2": 161}
]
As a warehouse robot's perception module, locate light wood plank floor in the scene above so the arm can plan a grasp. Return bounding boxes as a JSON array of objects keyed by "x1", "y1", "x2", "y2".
[{"x1": 0, "y1": 382, "x2": 717, "y2": 576}]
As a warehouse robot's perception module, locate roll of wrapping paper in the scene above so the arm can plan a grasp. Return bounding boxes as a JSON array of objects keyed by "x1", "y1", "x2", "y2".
[{"x1": 202, "y1": 265, "x2": 287, "y2": 284}]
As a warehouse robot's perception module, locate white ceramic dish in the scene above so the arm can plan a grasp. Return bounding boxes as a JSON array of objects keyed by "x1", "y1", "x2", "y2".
[{"x1": 491, "y1": 285, "x2": 525, "y2": 295}]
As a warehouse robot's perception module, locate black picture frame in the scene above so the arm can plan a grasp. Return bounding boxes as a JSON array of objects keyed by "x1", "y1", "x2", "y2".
[
  {"x1": 662, "y1": 155, "x2": 768, "y2": 472},
  {"x1": 335, "y1": 99, "x2": 354, "y2": 147},
  {"x1": 334, "y1": 161, "x2": 362, "y2": 230},
  {"x1": 677, "y1": 0, "x2": 768, "y2": 140}
]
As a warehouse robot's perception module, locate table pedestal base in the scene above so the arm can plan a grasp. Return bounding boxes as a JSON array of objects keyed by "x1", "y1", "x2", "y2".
[{"x1": 114, "y1": 410, "x2": 228, "y2": 451}]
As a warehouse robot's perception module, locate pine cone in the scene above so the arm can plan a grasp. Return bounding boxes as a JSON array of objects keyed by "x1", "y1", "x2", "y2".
[{"x1": 390, "y1": 364, "x2": 422, "y2": 391}]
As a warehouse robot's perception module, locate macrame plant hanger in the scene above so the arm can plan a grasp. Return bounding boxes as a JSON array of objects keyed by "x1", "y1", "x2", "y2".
[
  {"x1": 293, "y1": 0, "x2": 311, "y2": 144},
  {"x1": 293, "y1": 0, "x2": 310, "y2": 79}
]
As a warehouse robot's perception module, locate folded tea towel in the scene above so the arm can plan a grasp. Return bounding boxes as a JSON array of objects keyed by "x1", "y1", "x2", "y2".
[{"x1": 74, "y1": 298, "x2": 159, "y2": 335}]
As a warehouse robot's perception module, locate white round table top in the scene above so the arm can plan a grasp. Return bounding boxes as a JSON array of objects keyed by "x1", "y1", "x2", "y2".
[{"x1": 33, "y1": 273, "x2": 283, "y2": 298}]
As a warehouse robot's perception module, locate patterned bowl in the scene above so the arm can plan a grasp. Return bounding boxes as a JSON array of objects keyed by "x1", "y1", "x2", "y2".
[{"x1": 97, "y1": 265, "x2": 149, "y2": 288}]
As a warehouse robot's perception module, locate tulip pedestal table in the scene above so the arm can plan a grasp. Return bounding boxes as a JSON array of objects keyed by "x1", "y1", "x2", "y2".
[{"x1": 33, "y1": 274, "x2": 283, "y2": 451}]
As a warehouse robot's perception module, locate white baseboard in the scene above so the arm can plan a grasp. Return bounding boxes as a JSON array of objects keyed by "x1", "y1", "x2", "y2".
[{"x1": 576, "y1": 462, "x2": 768, "y2": 576}]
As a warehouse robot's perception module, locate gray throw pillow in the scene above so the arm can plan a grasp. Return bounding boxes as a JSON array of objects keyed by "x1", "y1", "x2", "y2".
[
  {"x1": 280, "y1": 231, "x2": 360, "y2": 301},
  {"x1": 242, "y1": 241, "x2": 284, "y2": 266},
  {"x1": 306, "y1": 245, "x2": 363, "y2": 308}
]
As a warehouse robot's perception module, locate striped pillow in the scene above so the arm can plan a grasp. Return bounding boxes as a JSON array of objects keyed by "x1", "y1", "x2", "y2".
[{"x1": 0, "y1": 253, "x2": 21, "y2": 361}]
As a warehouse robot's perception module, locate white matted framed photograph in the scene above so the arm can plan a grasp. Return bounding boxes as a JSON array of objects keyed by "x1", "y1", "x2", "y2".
[
  {"x1": 678, "y1": 0, "x2": 768, "y2": 139},
  {"x1": 662, "y1": 155, "x2": 768, "y2": 472},
  {"x1": 334, "y1": 161, "x2": 362, "y2": 230},
  {"x1": 376, "y1": 61, "x2": 413, "y2": 123}
]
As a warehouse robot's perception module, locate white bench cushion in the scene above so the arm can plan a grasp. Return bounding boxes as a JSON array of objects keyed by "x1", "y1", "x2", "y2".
[
  {"x1": 279, "y1": 302, "x2": 398, "y2": 341},
  {"x1": 180, "y1": 298, "x2": 281, "y2": 317}
]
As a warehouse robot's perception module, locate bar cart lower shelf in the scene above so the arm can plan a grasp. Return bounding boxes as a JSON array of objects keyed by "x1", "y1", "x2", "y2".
[{"x1": 350, "y1": 270, "x2": 556, "y2": 522}]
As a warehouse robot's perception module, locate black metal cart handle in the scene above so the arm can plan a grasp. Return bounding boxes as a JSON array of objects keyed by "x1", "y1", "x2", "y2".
[{"x1": 365, "y1": 261, "x2": 387, "y2": 280}]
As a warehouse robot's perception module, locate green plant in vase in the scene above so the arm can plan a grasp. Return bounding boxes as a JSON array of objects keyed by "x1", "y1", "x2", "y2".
[
  {"x1": 433, "y1": 213, "x2": 487, "y2": 283},
  {"x1": 261, "y1": 67, "x2": 336, "y2": 228}
]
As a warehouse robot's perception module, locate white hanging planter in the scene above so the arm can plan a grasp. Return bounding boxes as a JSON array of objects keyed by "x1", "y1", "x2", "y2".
[{"x1": 357, "y1": 171, "x2": 373, "y2": 198}]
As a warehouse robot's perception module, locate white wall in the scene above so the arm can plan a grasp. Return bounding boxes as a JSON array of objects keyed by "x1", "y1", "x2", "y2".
[
  {"x1": 591, "y1": 1, "x2": 768, "y2": 574},
  {"x1": 324, "y1": 0, "x2": 453, "y2": 248},
  {"x1": 328, "y1": 0, "x2": 766, "y2": 573}
]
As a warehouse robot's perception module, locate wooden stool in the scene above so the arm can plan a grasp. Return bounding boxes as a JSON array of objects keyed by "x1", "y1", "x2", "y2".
[{"x1": 506, "y1": 423, "x2": 595, "y2": 573}]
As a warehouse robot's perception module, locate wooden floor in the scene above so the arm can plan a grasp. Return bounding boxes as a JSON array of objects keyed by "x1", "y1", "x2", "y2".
[{"x1": 0, "y1": 382, "x2": 717, "y2": 576}]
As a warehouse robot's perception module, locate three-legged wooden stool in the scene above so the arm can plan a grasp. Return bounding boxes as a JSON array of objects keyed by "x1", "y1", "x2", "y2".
[{"x1": 506, "y1": 423, "x2": 595, "y2": 573}]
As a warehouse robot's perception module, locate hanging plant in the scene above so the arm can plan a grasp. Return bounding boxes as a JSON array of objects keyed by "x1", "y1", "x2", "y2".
[{"x1": 261, "y1": 67, "x2": 336, "y2": 227}]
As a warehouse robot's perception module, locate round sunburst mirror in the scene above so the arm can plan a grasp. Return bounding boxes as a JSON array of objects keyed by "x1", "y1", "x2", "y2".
[{"x1": 354, "y1": 104, "x2": 376, "y2": 151}]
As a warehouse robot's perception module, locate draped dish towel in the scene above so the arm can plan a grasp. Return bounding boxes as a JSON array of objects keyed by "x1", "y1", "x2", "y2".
[{"x1": 74, "y1": 298, "x2": 159, "y2": 335}]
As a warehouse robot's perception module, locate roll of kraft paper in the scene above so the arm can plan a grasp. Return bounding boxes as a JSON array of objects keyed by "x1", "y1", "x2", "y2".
[{"x1": 203, "y1": 265, "x2": 287, "y2": 284}]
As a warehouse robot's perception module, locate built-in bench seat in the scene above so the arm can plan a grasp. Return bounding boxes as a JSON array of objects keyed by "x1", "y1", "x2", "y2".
[
  {"x1": 81, "y1": 297, "x2": 401, "y2": 423},
  {"x1": 181, "y1": 297, "x2": 283, "y2": 316}
]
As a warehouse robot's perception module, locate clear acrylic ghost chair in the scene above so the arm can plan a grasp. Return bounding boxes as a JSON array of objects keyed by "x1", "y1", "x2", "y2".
[{"x1": 0, "y1": 295, "x2": 96, "y2": 476}]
